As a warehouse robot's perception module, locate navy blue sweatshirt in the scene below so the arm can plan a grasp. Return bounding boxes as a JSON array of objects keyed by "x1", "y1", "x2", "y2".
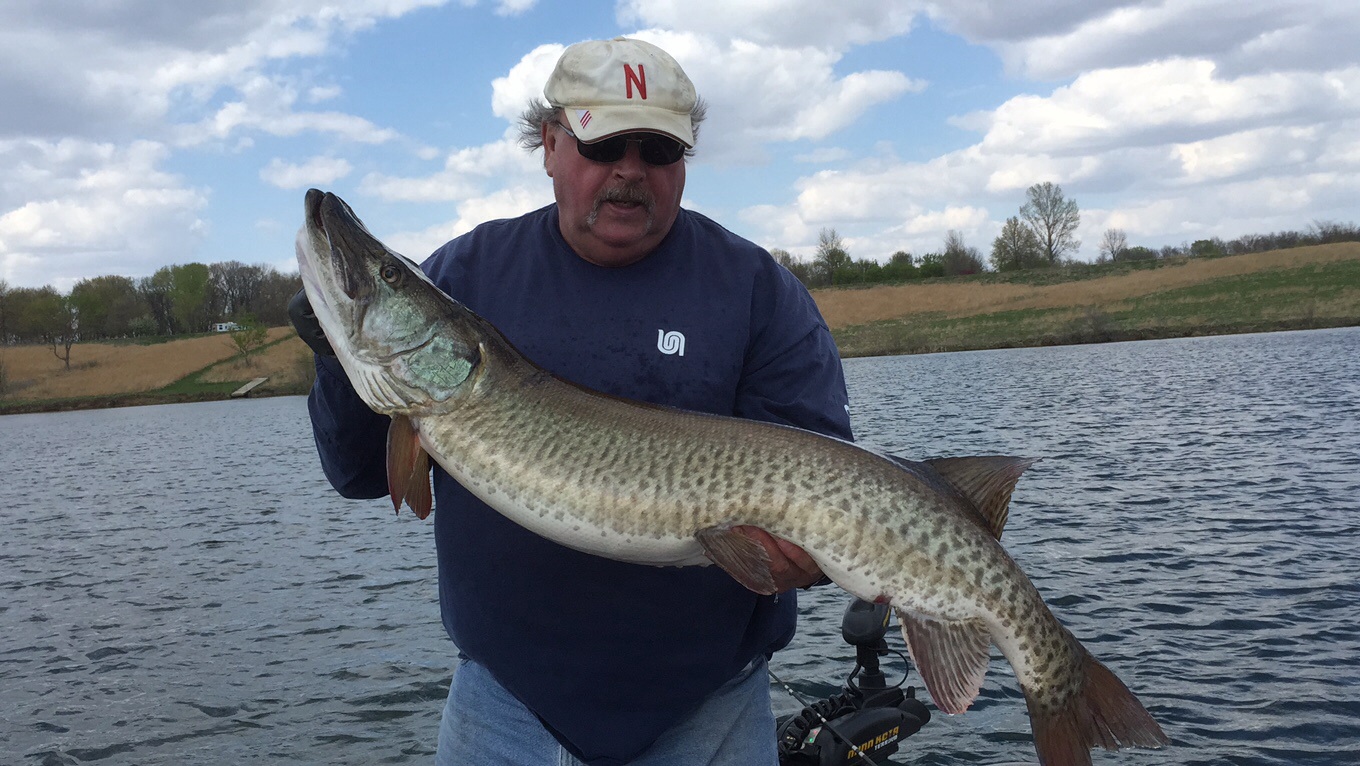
[{"x1": 307, "y1": 205, "x2": 852, "y2": 765}]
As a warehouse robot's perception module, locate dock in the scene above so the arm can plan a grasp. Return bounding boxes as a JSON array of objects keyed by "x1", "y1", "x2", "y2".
[{"x1": 231, "y1": 377, "x2": 269, "y2": 398}]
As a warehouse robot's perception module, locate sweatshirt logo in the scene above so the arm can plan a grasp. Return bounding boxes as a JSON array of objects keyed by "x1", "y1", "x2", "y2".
[{"x1": 657, "y1": 329, "x2": 685, "y2": 356}]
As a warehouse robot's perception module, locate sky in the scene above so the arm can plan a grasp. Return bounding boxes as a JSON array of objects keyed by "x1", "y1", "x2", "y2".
[{"x1": 2, "y1": 0, "x2": 1358, "y2": 291}]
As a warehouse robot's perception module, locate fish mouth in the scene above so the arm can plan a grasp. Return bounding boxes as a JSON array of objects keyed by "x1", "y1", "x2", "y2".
[
  {"x1": 303, "y1": 188, "x2": 375, "y2": 304},
  {"x1": 306, "y1": 187, "x2": 327, "y2": 234}
]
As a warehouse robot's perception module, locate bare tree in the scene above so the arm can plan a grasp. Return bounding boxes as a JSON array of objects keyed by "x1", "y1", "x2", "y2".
[
  {"x1": 212, "y1": 261, "x2": 267, "y2": 318},
  {"x1": 941, "y1": 230, "x2": 984, "y2": 275},
  {"x1": 1099, "y1": 228, "x2": 1129, "y2": 262},
  {"x1": 16, "y1": 287, "x2": 78, "y2": 369},
  {"x1": 812, "y1": 228, "x2": 853, "y2": 285},
  {"x1": 769, "y1": 248, "x2": 813, "y2": 285},
  {"x1": 1020, "y1": 182, "x2": 1081, "y2": 263}
]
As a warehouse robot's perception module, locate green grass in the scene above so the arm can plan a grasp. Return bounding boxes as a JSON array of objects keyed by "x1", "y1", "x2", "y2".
[
  {"x1": 0, "y1": 335, "x2": 299, "y2": 414},
  {"x1": 833, "y1": 259, "x2": 1360, "y2": 358}
]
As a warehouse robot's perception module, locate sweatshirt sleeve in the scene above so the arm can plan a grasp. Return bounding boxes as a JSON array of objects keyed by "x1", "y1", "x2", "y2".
[
  {"x1": 306, "y1": 354, "x2": 391, "y2": 499},
  {"x1": 734, "y1": 260, "x2": 854, "y2": 442}
]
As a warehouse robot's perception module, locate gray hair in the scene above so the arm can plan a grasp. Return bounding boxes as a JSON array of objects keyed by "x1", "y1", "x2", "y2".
[{"x1": 516, "y1": 98, "x2": 708, "y2": 158}]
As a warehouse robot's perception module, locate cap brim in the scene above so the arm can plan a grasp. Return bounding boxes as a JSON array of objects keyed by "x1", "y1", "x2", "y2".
[{"x1": 561, "y1": 105, "x2": 694, "y2": 148}]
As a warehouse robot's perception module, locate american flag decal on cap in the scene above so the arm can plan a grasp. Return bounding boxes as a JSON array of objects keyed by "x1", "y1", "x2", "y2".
[{"x1": 578, "y1": 109, "x2": 592, "y2": 128}]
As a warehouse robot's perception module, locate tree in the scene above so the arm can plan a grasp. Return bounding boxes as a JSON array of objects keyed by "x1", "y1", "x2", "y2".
[
  {"x1": 990, "y1": 217, "x2": 1045, "y2": 272},
  {"x1": 212, "y1": 261, "x2": 267, "y2": 318},
  {"x1": 1020, "y1": 182, "x2": 1081, "y2": 264},
  {"x1": 170, "y1": 263, "x2": 215, "y2": 333},
  {"x1": 228, "y1": 315, "x2": 270, "y2": 366},
  {"x1": 770, "y1": 248, "x2": 813, "y2": 286},
  {"x1": 941, "y1": 230, "x2": 985, "y2": 275},
  {"x1": 1190, "y1": 238, "x2": 1226, "y2": 258},
  {"x1": 882, "y1": 251, "x2": 918, "y2": 281},
  {"x1": 811, "y1": 228, "x2": 853, "y2": 286},
  {"x1": 0, "y1": 279, "x2": 10, "y2": 344},
  {"x1": 252, "y1": 269, "x2": 303, "y2": 327},
  {"x1": 917, "y1": 252, "x2": 945, "y2": 279},
  {"x1": 1098, "y1": 228, "x2": 1129, "y2": 263},
  {"x1": 69, "y1": 275, "x2": 145, "y2": 339},
  {"x1": 140, "y1": 268, "x2": 176, "y2": 334},
  {"x1": 13, "y1": 287, "x2": 77, "y2": 369}
]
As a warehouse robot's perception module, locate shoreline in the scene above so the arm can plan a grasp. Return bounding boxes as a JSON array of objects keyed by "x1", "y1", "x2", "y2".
[{"x1": 5, "y1": 320, "x2": 1353, "y2": 416}]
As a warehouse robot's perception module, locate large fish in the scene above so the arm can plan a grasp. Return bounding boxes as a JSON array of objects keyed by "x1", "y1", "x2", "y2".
[{"x1": 296, "y1": 189, "x2": 1168, "y2": 765}]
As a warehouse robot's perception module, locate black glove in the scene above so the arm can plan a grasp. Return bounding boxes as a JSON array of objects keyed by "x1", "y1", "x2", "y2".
[{"x1": 288, "y1": 289, "x2": 336, "y2": 357}]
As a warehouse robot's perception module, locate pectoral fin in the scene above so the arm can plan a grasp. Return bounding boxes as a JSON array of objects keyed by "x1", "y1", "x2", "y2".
[
  {"x1": 695, "y1": 526, "x2": 777, "y2": 595},
  {"x1": 386, "y1": 415, "x2": 433, "y2": 520},
  {"x1": 897, "y1": 610, "x2": 993, "y2": 715}
]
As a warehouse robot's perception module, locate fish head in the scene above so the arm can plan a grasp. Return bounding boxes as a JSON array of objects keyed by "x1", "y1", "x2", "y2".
[{"x1": 296, "y1": 188, "x2": 480, "y2": 415}]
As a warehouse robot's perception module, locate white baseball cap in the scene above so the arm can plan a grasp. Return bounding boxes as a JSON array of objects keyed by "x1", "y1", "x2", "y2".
[{"x1": 544, "y1": 37, "x2": 697, "y2": 148}]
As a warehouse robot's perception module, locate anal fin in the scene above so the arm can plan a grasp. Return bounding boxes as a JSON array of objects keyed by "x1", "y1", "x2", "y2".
[
  {"x1": 386, "y1": 415, "x2": 433, "y2": 520},
  {"x1": 695, "y1": 526, "x2": 777, "y2": 595},
  {"x1": 897, "y1": 610, "x2": 993, "y2": 715}
]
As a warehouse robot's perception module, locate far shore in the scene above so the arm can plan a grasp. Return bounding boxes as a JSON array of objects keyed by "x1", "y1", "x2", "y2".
[{"x1": 3, "y1": 242, "x2": 1357, "y2": 416}]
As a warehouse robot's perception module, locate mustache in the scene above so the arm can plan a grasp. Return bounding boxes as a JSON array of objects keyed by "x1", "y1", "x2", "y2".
[
  {"x1": 589, "y1": 184, "x2": 655, "y2": 221},
  {"x1": 601, "y1": 183, "x2": 652, "y2": 209}
]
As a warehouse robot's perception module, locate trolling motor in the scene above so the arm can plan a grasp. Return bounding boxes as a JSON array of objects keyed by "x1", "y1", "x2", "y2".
[{"x1": 776, "y1": 599, "x2": 931, "y2": 766}]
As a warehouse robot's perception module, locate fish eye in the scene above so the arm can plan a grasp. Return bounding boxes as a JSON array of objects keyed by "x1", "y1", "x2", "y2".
[{"x1": 380, "y1": 263, "x2": 401, "y2": 284}]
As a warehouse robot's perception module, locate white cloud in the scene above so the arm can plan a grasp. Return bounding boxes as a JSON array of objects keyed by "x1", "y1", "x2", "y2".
[
  {"x1": 6, "y1": 0, "x2": 1360, "y2": 292},
  {"x1": 490, "y1": 43, "x2": 566, "y2": 120},
  {"x1": 623, "y1": 31, "x2": 924, "y2": 162},
  {"x1": 931, "y1": 0, "x2": 1360, "y2": 80},
  {"x1": 969, "y1": 60, "x2": 1360, "y2": 158},
  {"x1": 385, "y1": 186, "x2": 553, "y2": 260},
  {"x1": 617, "y1": 0, "x2": 919, "y2": 49},
  {"x1": 495, "y1": 0, "x2": 538, "y2": 16},
  {"x1": 0, "y1": 1, "x2": 445, "y2": 141},
  {"x1": 0, "y1": 139, "x2": 206, "y2": 289},
  {"x1": 260, "y1": 156, "x2": 354, "y2": 189},
  {"x1": 734, "y1": 0, "x2": 1360, "y2": 265},
  {"x1": 0, "y1": 1, "x2": 439, "y2": 288},
  {"x1": 173, "y1": 76, "x2": 399, "y2": 146},
  {"x1": 360, "y1": 131, "x2": 544, "y2": 202}
]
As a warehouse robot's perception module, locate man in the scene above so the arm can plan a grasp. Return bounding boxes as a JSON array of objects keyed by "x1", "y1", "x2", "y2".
[{"x1": 294, "y1": 37, "x2": 852, "y2": 765}]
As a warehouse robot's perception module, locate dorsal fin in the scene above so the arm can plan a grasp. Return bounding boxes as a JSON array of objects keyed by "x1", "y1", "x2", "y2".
[{"x1": 923, "y1": 456, "x2": 1036, "y2": 539}]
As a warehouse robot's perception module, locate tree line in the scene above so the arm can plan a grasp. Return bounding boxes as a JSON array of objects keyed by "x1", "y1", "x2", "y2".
[
  {"x1": 776, "y1": 182, "x2": 1360, "y2": 288},
  {"x1": 0, "y1": 262, "x2": 300, "y2": 369}
]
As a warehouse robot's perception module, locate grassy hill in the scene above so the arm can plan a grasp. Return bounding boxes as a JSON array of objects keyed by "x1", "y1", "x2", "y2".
[
  {"x1": 816, "y1": 242, "x2": 1360, "y2": 358},
  {"x1": 0, "y1": 328, "x2": 314, "y2": 414},
  {"x1": 2, "y1": 242, "x2": 1357, "y2": 413}
]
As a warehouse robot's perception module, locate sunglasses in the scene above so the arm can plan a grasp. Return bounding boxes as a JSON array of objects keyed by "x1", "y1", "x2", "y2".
[{"x1": 556, "y1": 122, "x2": 686, "y2": 166}]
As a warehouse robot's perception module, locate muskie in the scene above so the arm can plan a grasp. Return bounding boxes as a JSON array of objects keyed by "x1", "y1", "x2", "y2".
[{"x1": 296, "y1": 189, "x2": 1168, "y2": 765}]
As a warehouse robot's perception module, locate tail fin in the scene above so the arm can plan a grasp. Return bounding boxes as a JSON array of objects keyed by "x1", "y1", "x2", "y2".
[{"x1": 1026, "y1": 649, "x2": 1169, "y2": 766}]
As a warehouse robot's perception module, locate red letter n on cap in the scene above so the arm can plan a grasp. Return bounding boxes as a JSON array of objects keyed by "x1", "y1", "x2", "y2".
[{"x1": 624, "y1": 64, "x2": 647, "y2": 99}]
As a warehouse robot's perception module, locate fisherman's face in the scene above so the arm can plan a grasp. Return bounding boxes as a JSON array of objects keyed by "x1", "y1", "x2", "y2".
[{"x1": 542, "y1": 121, "x2": 686, "y2": 268}]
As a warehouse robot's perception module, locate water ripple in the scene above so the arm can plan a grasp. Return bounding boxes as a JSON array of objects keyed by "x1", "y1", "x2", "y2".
[{"x1": 3, "y1": 328, "x2": 1359, "y2": 764}]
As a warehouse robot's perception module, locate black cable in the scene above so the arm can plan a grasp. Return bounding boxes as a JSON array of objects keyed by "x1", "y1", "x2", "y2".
[{"x1": 768, "y1": 664, "x2": 880, "y2": 766}]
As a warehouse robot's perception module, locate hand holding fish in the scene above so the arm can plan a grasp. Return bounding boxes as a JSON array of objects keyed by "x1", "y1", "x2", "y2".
[{"x1": 732, "y1": 526, "x2": 826, "y2": 591}]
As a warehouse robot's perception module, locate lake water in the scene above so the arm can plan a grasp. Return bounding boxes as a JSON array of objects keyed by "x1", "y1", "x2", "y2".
[{"x1": 3, "y1": 327, "x2": 1358, "y2": 765}]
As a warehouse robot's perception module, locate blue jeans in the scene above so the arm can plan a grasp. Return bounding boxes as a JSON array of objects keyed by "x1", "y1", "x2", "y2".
[{"x1": 435, "y1": 656, "x2": 777, "y2": 766}]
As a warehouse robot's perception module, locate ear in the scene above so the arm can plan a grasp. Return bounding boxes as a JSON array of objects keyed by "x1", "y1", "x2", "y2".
[{"x1": 542, "y1": 122, "x2": 558, "y2": 177}]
